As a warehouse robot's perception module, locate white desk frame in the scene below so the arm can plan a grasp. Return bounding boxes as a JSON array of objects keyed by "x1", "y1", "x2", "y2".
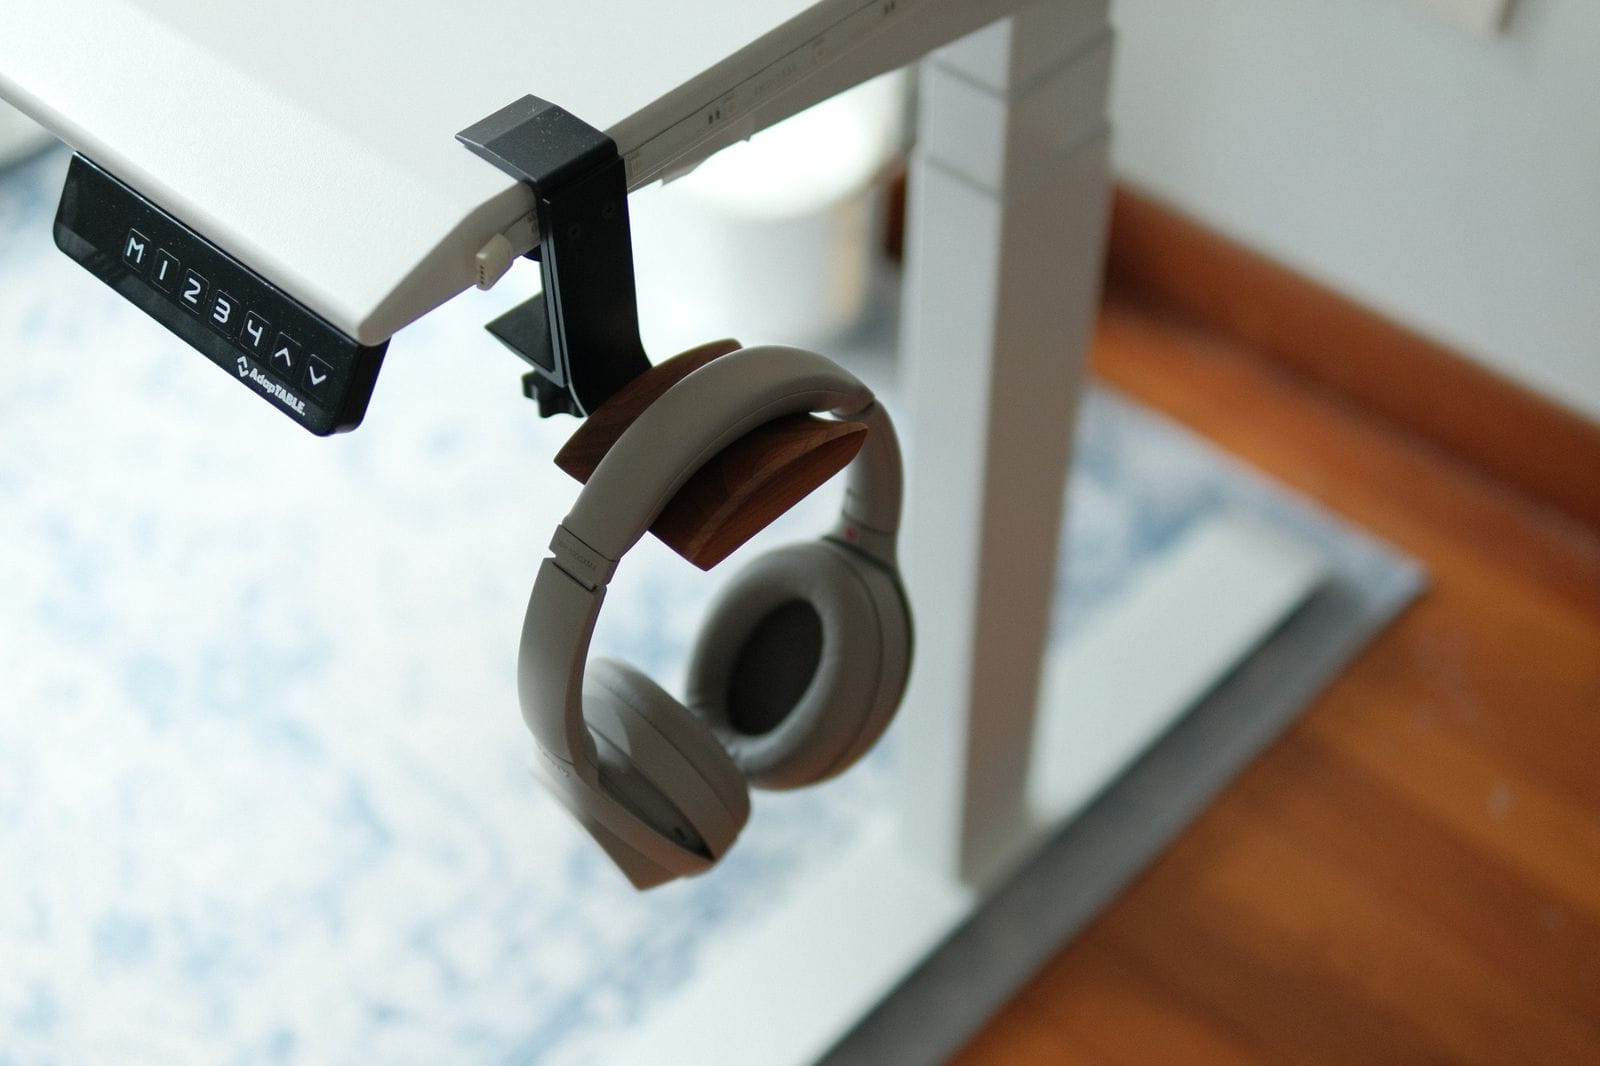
[
  {"x1": 622, "y1": 5, "x2": 1120, "y2": 1053},
  {"x1": 897, "y1": 0, "x2": 1114, "y2": 890}
]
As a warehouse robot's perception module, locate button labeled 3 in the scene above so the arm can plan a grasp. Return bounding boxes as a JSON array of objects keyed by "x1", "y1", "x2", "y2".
[{"x1": 209, "y1": 291, "x2": 237, "y2": 336}]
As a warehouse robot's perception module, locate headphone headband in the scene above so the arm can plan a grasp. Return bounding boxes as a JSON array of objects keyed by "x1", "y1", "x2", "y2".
[{"x1": 520, "y1": 346, "x2": 903, "y2": 776}]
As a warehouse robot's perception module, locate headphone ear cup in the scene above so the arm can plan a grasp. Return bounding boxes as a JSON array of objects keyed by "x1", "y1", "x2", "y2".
[
  {"x1": 583, "y1": 658, "x2": 751, "y2": 859},
  {"x1": 686, "y1": 541, "x2": 910, "y2": 790}
]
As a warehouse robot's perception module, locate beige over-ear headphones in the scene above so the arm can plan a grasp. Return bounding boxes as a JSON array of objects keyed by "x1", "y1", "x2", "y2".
[{"x1": 518, "y1": 345, "x2": 910, "y2": 888}]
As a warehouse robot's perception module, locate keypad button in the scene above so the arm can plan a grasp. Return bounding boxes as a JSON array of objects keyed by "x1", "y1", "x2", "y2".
[
  {"x1": 241, "y1": 311, "x2": 271, "y2": 355},
  {"x1": 180, "y1": 268, "x2": 208, "y2": 313},
  {"x1": 268, "y1": 332, "x2": 300, "y2": 375},
  {"x1": 208, "y1": 291, "x2": 238, "y2": 336},
  {"x1": 151, "y1": 249, "x2": 181, "y2": 292},
  {"x1": 122, "y1": 229, "x2": 151, "y2": 272},
  {"x1": 303, "y1": 355, "x2": 337, "y2": 399}
]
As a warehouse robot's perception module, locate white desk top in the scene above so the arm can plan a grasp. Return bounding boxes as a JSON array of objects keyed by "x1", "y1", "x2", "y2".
[{"x1": 0, "y1": 0, "x2": 1010, "y2": 343}]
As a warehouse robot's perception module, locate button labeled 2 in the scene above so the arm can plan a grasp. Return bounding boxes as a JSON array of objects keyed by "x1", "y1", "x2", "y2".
[{"x1": 180, "y1": 269, "x2": 208, "y2": 312}]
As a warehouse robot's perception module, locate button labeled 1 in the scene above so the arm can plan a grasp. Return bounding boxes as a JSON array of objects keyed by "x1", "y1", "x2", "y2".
[{"x1": 152, "y1": 249, "x2": 181, "y2": 292}]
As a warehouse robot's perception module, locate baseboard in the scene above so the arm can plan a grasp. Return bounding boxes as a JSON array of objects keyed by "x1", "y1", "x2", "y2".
[{"x1": 1104, "y1": 184, "x2": 1600, "y2": 532}]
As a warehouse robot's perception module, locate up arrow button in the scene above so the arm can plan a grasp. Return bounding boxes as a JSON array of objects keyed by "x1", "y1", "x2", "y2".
[{"x1": 271, "y1": 332, "x2": 300, "y2": 372}]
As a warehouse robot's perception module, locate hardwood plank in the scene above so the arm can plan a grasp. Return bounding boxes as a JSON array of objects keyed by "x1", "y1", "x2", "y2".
[
  {"x1": 1234, "y1": 730, "x2": 1600, "y2": 1021},
  {"x1": 1001, "y1": 938, "x2": 1268, "y2": 1066},
  {"x1": 950, "y1": 1012, "x2": 1094, "y2": 1066},
  {"x1": 1178, "y1": 811, "x2": 1598, "y2": 1063},
  {"x1": 1327, "y1": 581, "x2": 1600, "y2": 814},
  {"x1": 1094, "y1": 852, "x2": 1454, "y2": 1066},
  {"x1": 1304, "y1": 699, "x2": 1600, "y2": 918}
]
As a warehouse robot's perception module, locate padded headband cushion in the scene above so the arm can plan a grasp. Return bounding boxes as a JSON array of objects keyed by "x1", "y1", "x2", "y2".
[
  {"x1": 563, "y1": 346, "x2": 875, "y2": 567},
  {"x1": 685, "y1": 541, "x2": 899, "y2": 790}
]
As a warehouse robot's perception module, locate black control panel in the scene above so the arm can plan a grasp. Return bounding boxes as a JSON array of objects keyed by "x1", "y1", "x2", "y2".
[{"x1": 53, "y1": 155, "x2": 386, "y2": 435}]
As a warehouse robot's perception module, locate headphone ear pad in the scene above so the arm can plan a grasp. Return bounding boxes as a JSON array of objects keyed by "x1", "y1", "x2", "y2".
[
  {"x1": 686, "y1": 541, "x2": 909, "y2": 790},
  {"x1": 583, "y1": 658, "x2": 751, "y2": 859}
]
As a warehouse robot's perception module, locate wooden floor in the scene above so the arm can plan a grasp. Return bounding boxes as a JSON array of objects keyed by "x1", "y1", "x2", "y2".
[{"x1": 952, "y1": 287, "x2": 1600, "y2": 1064}]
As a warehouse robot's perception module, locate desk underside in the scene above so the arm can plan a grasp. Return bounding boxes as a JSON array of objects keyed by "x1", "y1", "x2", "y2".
[{"x1": 0, "y1": 0, "x2": 1013, "y2": 343}]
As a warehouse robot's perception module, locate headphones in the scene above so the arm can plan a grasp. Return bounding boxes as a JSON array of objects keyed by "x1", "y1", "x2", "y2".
[{"x1": 518, "y1": 345, "x2": 911, "y2": 889}]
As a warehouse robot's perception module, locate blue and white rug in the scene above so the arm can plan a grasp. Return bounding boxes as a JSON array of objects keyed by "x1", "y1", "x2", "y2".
[{"x1": 0, "y1": 148, "x2": 1417, "y2": 1065}]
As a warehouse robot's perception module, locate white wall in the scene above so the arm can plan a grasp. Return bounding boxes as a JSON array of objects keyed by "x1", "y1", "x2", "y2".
[{"x1": 1109, "y1": 0, "x2": 1600, "y2": 422}]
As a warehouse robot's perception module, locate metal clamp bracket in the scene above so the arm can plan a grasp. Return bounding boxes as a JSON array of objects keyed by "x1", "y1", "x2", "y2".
[{"x1": 457, "y1": 96, "x2": 650, "y2": 417}]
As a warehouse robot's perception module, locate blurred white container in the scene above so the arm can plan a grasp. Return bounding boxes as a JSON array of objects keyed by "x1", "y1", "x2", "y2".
[{"x1": 630, "y1": 70, "x2": 909, "y2": 355}]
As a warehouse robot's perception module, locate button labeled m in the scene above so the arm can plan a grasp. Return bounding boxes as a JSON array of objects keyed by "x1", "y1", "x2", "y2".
[{"x1": 122, "y1": 228, "x2": 149, "y2": 270}]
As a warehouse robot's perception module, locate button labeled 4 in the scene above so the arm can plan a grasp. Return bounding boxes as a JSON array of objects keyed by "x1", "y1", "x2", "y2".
[{"x1": 241, "y1": 312, "x2": 271, "y2": 354}]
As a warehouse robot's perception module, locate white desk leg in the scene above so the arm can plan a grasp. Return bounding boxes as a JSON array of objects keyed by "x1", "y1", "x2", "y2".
[{"x1": 896, "y1": 0, "x2": 1114, "y2": 888}]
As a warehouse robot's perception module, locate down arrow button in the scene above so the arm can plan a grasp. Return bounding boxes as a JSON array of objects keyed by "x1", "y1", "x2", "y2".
[{"x1": 303, "y1": 355, "x2": 337, "y2": 400}]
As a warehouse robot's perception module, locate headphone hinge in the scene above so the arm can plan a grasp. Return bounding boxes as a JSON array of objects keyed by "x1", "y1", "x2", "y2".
[{"x1": 550, "y1": 523, "x2": 616, "y2": 589}]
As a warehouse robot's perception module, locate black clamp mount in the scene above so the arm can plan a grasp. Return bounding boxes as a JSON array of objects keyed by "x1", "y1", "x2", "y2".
[{"x1": 457, "y1": 96, "x2": 651, "y2": 418}]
